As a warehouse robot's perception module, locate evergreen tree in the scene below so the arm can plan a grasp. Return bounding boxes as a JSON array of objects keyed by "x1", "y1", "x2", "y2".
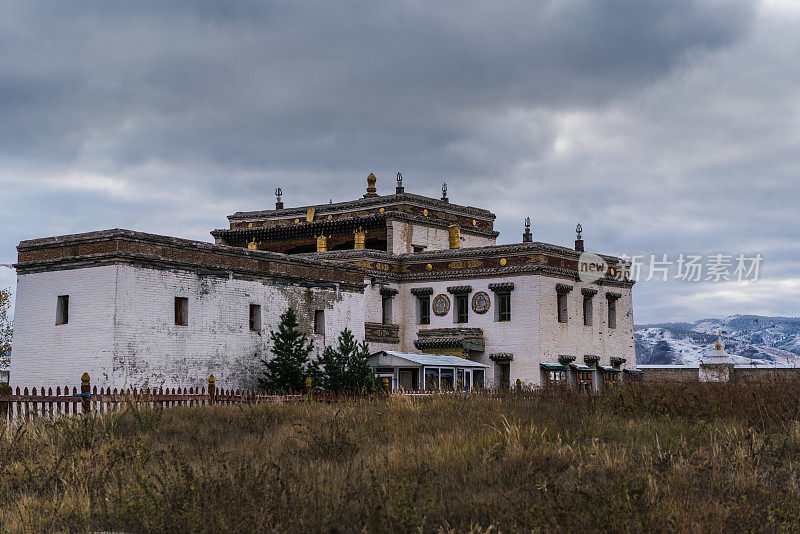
[
  {"x1": 309, "y1": 328, "x2": 378, "y2": 394},
  {"x1": 258, "y1": 308, "x2": 313, "y2": 392}
]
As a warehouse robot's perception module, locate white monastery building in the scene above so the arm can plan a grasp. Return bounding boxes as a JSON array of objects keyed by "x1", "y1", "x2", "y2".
[{"x1": 10, "y1": 174, "x2": 637, "y2": 390}]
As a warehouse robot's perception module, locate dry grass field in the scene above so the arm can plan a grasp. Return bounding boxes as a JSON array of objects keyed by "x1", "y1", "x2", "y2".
[{"x1": 2, "y1": 383, "x2": 800, "y2": 532}]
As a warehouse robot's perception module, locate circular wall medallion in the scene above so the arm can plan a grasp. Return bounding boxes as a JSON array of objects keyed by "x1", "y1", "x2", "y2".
[
  {"x1": 499, "y1": 258, "x2": 507, "y2": 266},
  {"x1": 472, "y1": 292, "x2": 490, "y2": 314},
  {"x1": 425, "y1": 263, "x2": 433, "y2": 271},
  {"x1": 294, "y1": 218, "x2": 300, "y2": 223},
  {"x1": 327, "y1": 214, "x2": 333, "y2": 220},
  {"x1": 432, "y1": 294, "x2": 450, "y2": 316},
  {"x1": 472, "y1": 219, "x2": 477, "y2": 226},
  {"x1": 379, "y1": 207, "x2": 385, "y2": 213},
  {"x1": 423, "y1": 209, "x2": 429, "y2": 216}
]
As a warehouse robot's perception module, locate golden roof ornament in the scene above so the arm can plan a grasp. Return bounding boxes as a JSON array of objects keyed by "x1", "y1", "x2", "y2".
[{"x1": 364, "y1": 173, "x2": 378, "y2": 198}]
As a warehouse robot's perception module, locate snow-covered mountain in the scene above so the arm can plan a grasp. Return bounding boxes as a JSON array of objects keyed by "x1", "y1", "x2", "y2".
[{"x1": 635, "y1": 315, "x2": 800, "y2": 366}]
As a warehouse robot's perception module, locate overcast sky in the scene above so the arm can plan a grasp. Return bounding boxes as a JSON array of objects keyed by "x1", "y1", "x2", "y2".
[{"x1": 1, "y1": 0, "x2": 798, "y2": 324}]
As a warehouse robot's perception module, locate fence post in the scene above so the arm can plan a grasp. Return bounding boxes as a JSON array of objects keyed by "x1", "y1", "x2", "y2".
[
  {"x1": 305, "y1": 377, "x2": 312, "y2": 398},
  {"x1": 0, "y1": 383, "x2": 8, "y2": 422},
  {"x1": 208, "y1": 375, "x2": 216, "y2": 405},
  {"x1": 81, "y1": 372, "x2": 91, "y2": 414}
]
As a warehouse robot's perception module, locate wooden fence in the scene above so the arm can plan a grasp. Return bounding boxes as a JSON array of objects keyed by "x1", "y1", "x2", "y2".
[{"x1": 0, "y1": 373, "x2": 378, "y2": 425}]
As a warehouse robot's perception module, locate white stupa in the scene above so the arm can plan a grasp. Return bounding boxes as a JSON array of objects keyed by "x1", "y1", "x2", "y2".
[
  {"x1": 707, "y1": 331, "x2": 733, "y2": 364},
  {"x1": 699, "y1": 331, "x2": 735, "y2": 382}
]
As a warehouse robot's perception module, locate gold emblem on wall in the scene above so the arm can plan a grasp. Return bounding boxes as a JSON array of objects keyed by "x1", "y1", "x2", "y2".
[
  {"x1": 423, "y1": 209, "x2": 429, "y2": 216},
  {"x1": 448, "y1": 260, "x2": 483, "y2": 269},
  {"x1": 500, "y1": 258, "x2": 507, "y2": 266},
  {"x1": 306, "y1": 207, "x2": 316, "y2": 222},
  {"x1": 294, "y1": 218, "x2": 300, "y2": 223},
  {"x1": 425, "y1": 263, "x2": 433, "y2": 271},
  {"x1": 527, "y1": 254, "x2": 547, "y2": 264}
]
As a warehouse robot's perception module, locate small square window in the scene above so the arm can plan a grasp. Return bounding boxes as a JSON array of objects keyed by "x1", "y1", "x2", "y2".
[
  {"x1": 314, "y1": 309, "x2": 325, "y2": 334},
  {"x1": 418, "y1": 296, "x2": 430, "y2": 325},
  {"x1": 583, "y1": 297, "x2": 593, "y2": 326},
  {"x1": 381, "y1": 296, "x2": 393, "y2": 324},
  {"x1": 56, "y1": 295, "x2": 69, "y2": 325},
  {"x1": 249, "y1": 304, "x2": 261, "y2": 332},
  {"x1": 497, "y1": 292, "x2": 511, "y2": 322},
  {"x1": 557, "y1": 293, "x2": 568, "y2": 323},
  {"x1": 174, "y1": 297, "x2": 188, "y2": 326},
  {"x1": 608, "y1": 299, "x2": 617, "y2": 329},
  {"x1": 455, "y1": 295, "x2": 468, "y2": 323}
]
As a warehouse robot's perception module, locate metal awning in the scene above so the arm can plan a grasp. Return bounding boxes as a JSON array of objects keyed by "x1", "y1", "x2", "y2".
[
  {"x1": 598, "y1": 365, "x2": 621, "y2": 372},
  {"x1": 540, "y1": 363, "x2": 568, "y2": 371},
  {"x1": 369, "y1": 350, "x2": 488, "y2": 368}
]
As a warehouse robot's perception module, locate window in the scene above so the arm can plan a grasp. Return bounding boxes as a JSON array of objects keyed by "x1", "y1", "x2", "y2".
[
  {"x1": 440, "y1": 368, "x2": 455, "y2": 390},
  {"x1": 455, "y1": 294, "x2": 468, "y2": 323},
  {"x1": 497, "y1": 292, "x2": 511, "y2": 322},
  {"x1": 314, "y1": 309, "x2": 325, "y2": 334},
  {"x1": 424, "y1": 368, "x2": 440, "y2": 391},
  {"x1": 56, "y1": 295, "x2": 69, "y2": 325},
  {"x1": 418, "y1": 296, "x2": 430, "y2": 325},
  {"x1": 576, "y1": 370, "x2": 593, "y2": 392},
  {"x1": 546, "y1": 370, "x2": 566, "y2": 387},
  {"x1": 174, "y1": 297, "x2": 188, "y2": 326},
  {"x1": 412, "y1": 245, "x2": 426, "y2": 253},
  {"x1": 557, "y1": 293, "x2": 568, "y2": 323},
  {"x1": 473, "y1": 369, "x2": 485, "y2": 389},
  {"x1": 249, "y1": 304, "x2": 261, "y2": 332},
  {"x1": 608, "y1": 299, "x2": 617, "y2": 329},
  {"x1": 583, "y1": 296, "x2": 593, "y2": 326},
  {"x1": 381, "y1": 296, "x2": 393, "y2": 324}
]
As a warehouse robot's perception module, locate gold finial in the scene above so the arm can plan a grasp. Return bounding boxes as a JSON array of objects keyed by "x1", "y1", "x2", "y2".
[
  {"x1": 316, "y1": 234, "x2": 328, "y2": 252},
  {"x1": 247, "y1": 238, "x2": 257, "y2": 250},
  {"x1": 306, "y1": 207, "x2": 315, "y2": 222},
  {"x1": 81, "y1": 372, "x2": 90, "y2": 386},
  {"x1": 208, "y1": 374, "x2": 215, "y2": 385},
  {"x1": 364, "y1": 173, "x2": 378, "y2": 198}
]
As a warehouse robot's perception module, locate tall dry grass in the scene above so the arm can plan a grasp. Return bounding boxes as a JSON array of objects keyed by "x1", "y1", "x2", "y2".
[{"x1": 2, "y1": 382, "x2": 800, "y2": 532}]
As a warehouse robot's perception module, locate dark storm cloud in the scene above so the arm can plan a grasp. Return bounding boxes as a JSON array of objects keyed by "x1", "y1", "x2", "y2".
[{"x1": 3, "y1": 0, "x2": 796, "y2": 323}]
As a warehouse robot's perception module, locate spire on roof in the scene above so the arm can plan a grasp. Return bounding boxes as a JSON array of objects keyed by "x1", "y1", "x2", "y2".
[
  {"x1": 523, "y1": 217, "x2": 532, "y2": 242},
  {"x1": 441, "y1": 183, "x2": 449, "y2": 203},
  {"x1": 396, "y1": 172, "x2": 404, "y2": 194},
  {"x1": 275, "y1": 187, "x2": 283, "y2": 210},
  {"x1": 575, "y1": 223, "x2": 584, "y2": 252},
  {"x1": 364, "y1": 173, "x2": 378, "y2": 198}
]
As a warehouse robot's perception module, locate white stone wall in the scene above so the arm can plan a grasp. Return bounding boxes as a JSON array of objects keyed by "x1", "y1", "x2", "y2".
[
  {"x1": 362, "y1": 273, "x2": 635, "y2": 388},
  {"x1": 10, "y1": 266, "x2": 118, "y2": 390},
  {"x1": 536, "y1": 277, "x2": 636, "y2": 384},
  {"x1": 388, "y1": 220, "x2": 495, "y2": 253},
  {"x1": 11, "y1": 264, "x2": 364, "y2": 390}
]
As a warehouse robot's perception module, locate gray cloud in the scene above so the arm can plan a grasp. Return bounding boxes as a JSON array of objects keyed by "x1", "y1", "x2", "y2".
[{"x1": 3, "y1": 0, "x2": 796, "y2": 323}]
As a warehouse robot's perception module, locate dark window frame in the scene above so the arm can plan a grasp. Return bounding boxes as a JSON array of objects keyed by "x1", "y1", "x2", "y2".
[
  {"x1": 497, "y1": 292, "x2": 511, "y2": 322},
  {"x1": 557, "y1": 293, "x2": 568, "y2": 323},
  {"x1": 583, "y1": 296, "x2": 593, "y2": 326},
  {"x1": 455, "y1": 294, "x2": 469, "y2": 323},
  {"x1": 56, "y1": 295, "x2": 69, "y2": 325},
  {"x1": 418, "y1": 296, "x2": 430, "y2": 325},
  {"x1": 174, "y1": 297, "x2": 188, "y2": 326},
  {"x1": 608, "y1": 299, "x2": 617, "y2": 329},
  {"x1": 314, "y1": 309, "x2": 325, "y2": 334},
  {"x1": 249, "y1": 304, "x2": 261, "y2": 332}
]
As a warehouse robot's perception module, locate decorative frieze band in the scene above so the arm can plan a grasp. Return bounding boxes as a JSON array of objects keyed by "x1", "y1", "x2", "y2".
[
  {"x1": 556, "y1": 283, "x2": 574, "y2": 294},
  {"x1": 447, "y1": 285, "x2": 473, "y2": 295},
  {"x1": 605, "y1": 291, "x2": 622, "y2": 300},
  {"x1": 364, "y1": 322, "x2": 400, "y2": 344},
  {"x1": 581, "y1": 288, "x2": 598, "y2": 297},
  {"x1": 488, "y1": 282, "x2": 515, "y2": 292},
  {"x1": 489, "y1": 353, "x2": 514, "y2": 363},
  {"x1": 558, "y1": 355, "x2": 576, "y2": 365},
  {"x1": 584, "y1": 354, "x2": 600, "y2": 365},
  {"x1": 410, "y1": 287, "x2": 434, "y2": 296}
]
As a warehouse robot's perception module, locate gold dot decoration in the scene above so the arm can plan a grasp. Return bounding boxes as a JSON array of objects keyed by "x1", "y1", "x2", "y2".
[
  {"x1": 327, "y1": 215, "x2": 333, "y2": 220},
  {"x1": 294, "y1": 218, "x2": 300, "y2": 223},
  {"x1": 423, "y1": 209, "x2": 429, "y2": 216},
  {"x1": 248, "y1": 222, "x2": 253, "y2": 228},
  {"x1": 379, "y1": 207, "x2": 385, "y2": 213},
  {"x1": 500, "y1": 258, "x2": 507, "y2": 266},
  {"x1": 472, "y1": 219, "x2": 477, "y2": 226},
  {"x1": 609, "y1": 268, "x2": 616, "y2": 277},
  {"x1": 426, "y1": 263, "x2": 433, "y2": 271}
]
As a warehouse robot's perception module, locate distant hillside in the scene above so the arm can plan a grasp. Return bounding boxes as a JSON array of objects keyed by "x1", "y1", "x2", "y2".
[{"x1": 635, "y1": 315, "x2": 800, "y2": 366}]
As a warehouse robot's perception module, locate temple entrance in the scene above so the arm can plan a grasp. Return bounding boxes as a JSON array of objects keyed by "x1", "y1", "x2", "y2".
[{"x1": 497, "y1": 363, "x2": 510, "y2": 389}]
